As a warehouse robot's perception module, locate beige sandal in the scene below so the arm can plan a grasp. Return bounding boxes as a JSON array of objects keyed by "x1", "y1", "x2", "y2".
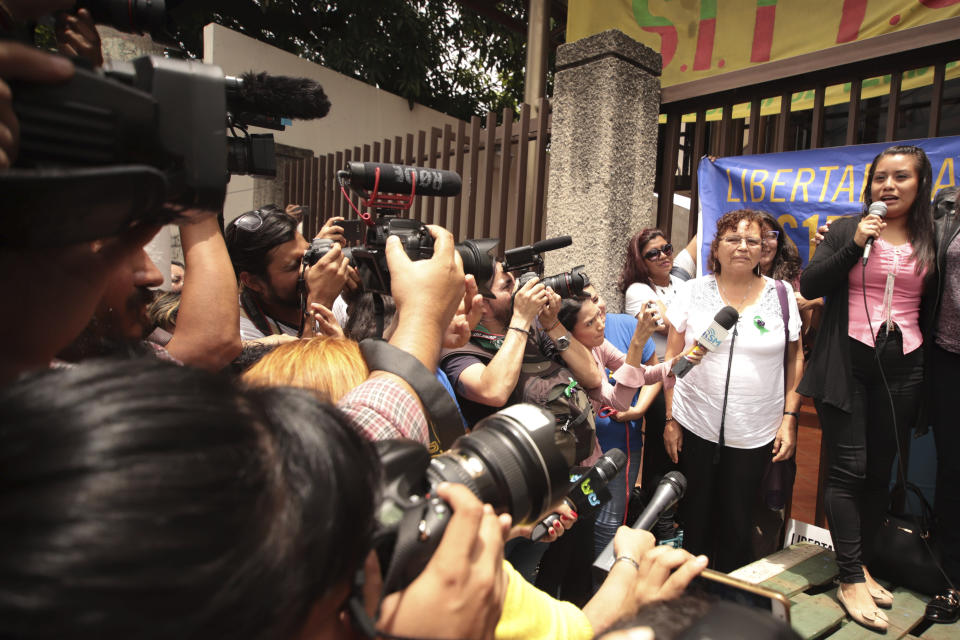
[{"x1": 837, "y1": 585, "x2": 889, "y2": 632}]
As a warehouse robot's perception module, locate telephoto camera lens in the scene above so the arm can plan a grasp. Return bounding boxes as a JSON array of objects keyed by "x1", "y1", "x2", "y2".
[
  {"x1": 517, "y1": 265, "x2": 591, "y2": 299},
  {"x1": 427, "y1": 403, "x2": 572, "y2": 525}
]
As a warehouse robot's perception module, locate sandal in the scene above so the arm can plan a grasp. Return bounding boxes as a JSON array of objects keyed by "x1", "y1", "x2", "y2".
[
  {"x1": 925, "y1": 589, "x2": 960, "y2": 624},
  {"x1": 837, "y1": 585, "x2": 889, "y2": 632}
]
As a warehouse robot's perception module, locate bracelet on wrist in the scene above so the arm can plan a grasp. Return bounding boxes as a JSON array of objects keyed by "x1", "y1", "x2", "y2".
[
  {"x1": 507, "y1": 326, "x2": 531, "y2": 337},
  {"x1": 614, "y1": 555, "x2": 640, "y2": 571},
  {"x1": 783, "y1": 411, "x2": 799, "y2": 420},
  {"x1": 543, "y1": 319, "x2": 560, "y2": 332},
  {"x1": 665, "y1": 416, "x2": 675, "y2": 422}
]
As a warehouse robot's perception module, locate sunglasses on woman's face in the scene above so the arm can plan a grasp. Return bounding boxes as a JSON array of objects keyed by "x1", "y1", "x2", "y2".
[{"x1": 643, "y1": 243, "x2": 674, "y2": 260}]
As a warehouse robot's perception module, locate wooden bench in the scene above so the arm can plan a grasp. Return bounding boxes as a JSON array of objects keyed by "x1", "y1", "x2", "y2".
[{"x1": 727, "y1": 543, "x2": 958, "y2": 639}]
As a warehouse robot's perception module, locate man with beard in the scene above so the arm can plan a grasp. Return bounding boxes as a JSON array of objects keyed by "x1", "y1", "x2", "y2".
[
  {"x1": 58, "y1": 216, "x2": 242, "y2": 371},
  {"x1": 439, "y1": 262, "x2": 601, "y2": 427},
  {"x1": 225, "y1": 206, "x2": 355, "y2": 340}
]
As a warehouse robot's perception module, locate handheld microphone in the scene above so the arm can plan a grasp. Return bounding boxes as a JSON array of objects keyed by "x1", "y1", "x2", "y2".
[
  {"x1": 530, "y1": 449, "x2": 626, "y2": 542},
  {"x1": 225, "y1": 72, "x2": 332, "y2": 120},
  {"x1": 862, "y1": 201, "x2": 888, "y2": 266},
  {"x1": 593, "y1": 471, "x2": 687, "y2": 577},
  {"x1": 672, "y1": 306, "x2": 739, "y2": 378},
  {"x1": 340, "y1": 161, "x2": 462, "y2": 197}
]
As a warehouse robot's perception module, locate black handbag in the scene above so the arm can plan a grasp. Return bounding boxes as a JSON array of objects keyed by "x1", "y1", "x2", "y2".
[{"x1": 870, "y1": 483, "x2": 948, "y2": 596}]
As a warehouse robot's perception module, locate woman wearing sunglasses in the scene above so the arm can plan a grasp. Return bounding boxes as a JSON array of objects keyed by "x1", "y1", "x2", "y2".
[
  {"x1": 619, "y1": 230, "x2": 684, "y2": 493},
  {"x1": 662, "y1": 209, "x2": 803, "y2": 573}
]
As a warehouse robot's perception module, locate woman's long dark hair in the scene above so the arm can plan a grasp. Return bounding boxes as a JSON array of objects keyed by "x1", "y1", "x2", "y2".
[
  {"x1": 618, "y1": 228, "x2": 667, "y2": 293},
  {"x1": 0, "y1": 359, "x2": 378, "y2": 639},
  {"x1": 757, "y1": 211, "x2": 802, "y2": 282},
  {"x1": 862, "y1": 145, "x2": 935, "y2": 275}
]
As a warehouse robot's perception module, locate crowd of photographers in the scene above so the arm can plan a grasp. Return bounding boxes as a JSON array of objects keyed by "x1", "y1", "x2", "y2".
[{"x1": 0, "y1": 3, "x2": 811, "y2": 639}]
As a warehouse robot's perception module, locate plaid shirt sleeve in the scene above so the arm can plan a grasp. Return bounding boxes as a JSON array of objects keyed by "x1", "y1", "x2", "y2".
[{"x1": 338, "y1": 377, "x2": 429, "y2": 444}]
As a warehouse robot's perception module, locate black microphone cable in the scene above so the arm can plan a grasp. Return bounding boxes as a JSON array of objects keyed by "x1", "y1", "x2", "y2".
[{"x1": 859, "y1": 257, "x2": 956, "y2": 593}]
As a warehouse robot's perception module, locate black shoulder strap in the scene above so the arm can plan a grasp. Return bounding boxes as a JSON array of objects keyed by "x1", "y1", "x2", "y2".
[
  {"x1": 239, "y1": 289, "x2": 279, "y2": 337},
  {"x1": 360, "y1": 339, "x2": 465, "y2": 453}
]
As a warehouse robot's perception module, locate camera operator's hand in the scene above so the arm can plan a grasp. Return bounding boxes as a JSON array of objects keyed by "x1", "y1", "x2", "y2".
[
  {"x1": 582, "y1": 528, "x2": 707, "y2": 635},
  {"x1": 304, "y1": 242, "x2": 351, "y2": 309},
  {"x1": 538, "y1": 287, "x2": 562, "y2": 328},
  {"x1": 386, "y1": 225, "x2": 464, "y2": 371},
  {"x1": 315, "y1": 216, "x2": 346, "y2": 246},
  {"x1": 0, "y1": 42, "x2": 74, "y2": 168},
  {"x1": 512, "y1": 276, "x2": 548, "y2": 329},
  {"x1": 377, "y1": 483, "x2": 509, "y2": 640},
  {"x1": 627, "y1": 536, "x2": 707, "y2": 607},
  {"x1": 443, "y1": 274, "x2": 484, "y2": 349},
  {"x1": 309, "y1": 302, "x2": 345, "y2": 339},
  {"x1": 55, "y1": 8, "x2": 103, "y2": 67}
]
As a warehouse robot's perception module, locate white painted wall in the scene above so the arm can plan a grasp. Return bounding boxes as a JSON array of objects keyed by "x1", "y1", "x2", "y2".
[{"x1": 203, "y1": 24, "x2": 464, "y2": 218}]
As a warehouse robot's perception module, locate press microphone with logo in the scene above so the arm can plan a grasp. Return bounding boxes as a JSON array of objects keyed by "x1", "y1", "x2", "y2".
[
  {"x1": 593, "y1": 470, "x2": 687, "y2": 577},
  {"x1": 530, "y1": 448, "x2": 627, "y2": 542},
  {"x1": 861, "y1": 200, "x2": 888, "y2": 266},
  {"x1": 671, "y1": 306, "x2": 739, "y2": 378}
]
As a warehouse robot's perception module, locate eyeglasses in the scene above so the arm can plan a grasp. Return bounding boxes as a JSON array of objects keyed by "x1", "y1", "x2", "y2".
[
  {"x1": 762, "y1": 230, "x2": 780, "y2": 242},
  {"x1": 720, "y1": 235, "x2": 762, "y2": 248},
  {"x1": 643, "y1": 243, "x2": 674, "y2": 260},
  {"x1": 232, "y1": 210, "x2": 268, "y2": 232}
]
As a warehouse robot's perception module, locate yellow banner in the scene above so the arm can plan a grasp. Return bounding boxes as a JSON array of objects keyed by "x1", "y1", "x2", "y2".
[{"x1": 567, "y1": 0, "x2": 960, "y2": 88}]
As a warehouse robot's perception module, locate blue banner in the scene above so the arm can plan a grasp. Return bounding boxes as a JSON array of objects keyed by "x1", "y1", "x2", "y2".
[{"x1": 697, "y1": 136, "x2": 960, "y2": 271}]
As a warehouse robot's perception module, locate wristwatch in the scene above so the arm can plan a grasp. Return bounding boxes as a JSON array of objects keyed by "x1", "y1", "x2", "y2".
[{"x1": 554, "y1": 333, "x2": 571, "y2": 352}]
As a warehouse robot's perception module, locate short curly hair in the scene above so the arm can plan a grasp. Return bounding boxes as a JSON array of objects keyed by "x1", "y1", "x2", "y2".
[{"x1": 707, "y1": 209, "x2": 766, "y2": 274}]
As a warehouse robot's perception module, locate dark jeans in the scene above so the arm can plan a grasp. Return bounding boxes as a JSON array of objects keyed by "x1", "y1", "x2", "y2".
[
  {"x1": 678, "y1": 428, "x2": 772, "y2": 573},
  {"x1": 815, "y1": 332, "x2": 924, "y2": 584},
  {"x1": 930, "y1": 343, "x2": 960, "y2": 585}
]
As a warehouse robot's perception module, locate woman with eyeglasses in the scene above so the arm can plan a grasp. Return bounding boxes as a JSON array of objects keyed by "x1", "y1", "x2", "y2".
[
  {"x1": 798, "y1": 146, "x2": 935, "y2": 631},
  {"x1": 662, "y1": 209, "x2": 803, "y2": 573}
]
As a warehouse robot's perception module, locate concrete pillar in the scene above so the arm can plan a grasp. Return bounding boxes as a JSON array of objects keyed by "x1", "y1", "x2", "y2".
[{"x1": 543, "y1": 30, "x2": 662, "y2": 314}]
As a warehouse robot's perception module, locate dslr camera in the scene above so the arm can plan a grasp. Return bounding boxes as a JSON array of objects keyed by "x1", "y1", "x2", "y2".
[
  {"x1": 372, "y1": 404, "x2": 573, "y2": 594},
  {"x1": 304, "y1": 162, "x2": 499, "y2": 296},
  {"x1": 517, "y1": 265, "x2": 591, "y2": 299}
]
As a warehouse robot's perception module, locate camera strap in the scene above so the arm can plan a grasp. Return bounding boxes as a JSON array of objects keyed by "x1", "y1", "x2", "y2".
[{"x1": 359, "y1": 339, "x2": 466, "y2": 453}]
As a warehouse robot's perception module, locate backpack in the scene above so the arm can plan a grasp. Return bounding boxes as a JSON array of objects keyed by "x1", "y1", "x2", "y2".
[{"x1": 441, "y1": 338, "x2": 597, "y2": 464}]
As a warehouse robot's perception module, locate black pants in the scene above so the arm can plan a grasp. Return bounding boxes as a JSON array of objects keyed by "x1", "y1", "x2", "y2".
[
  {"x1": 678, "y1": 428, "x2": 772, "y2": 573},
  {"x1": 930, "y1": 343, "x2": 960, "y2": 586},
  {"x1": 815, "y1": 332, "x2": 924, "y2": 584},
  {"x1": 641, "y1": 390, "x2": 678, "y2": 489}
]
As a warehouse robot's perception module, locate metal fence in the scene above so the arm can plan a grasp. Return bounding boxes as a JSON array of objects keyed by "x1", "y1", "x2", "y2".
[
  {"x1": 282, "y1": 98, "x2": 552, "y2": 254},
  {"x1": 655, "y1": 17, "x2": 960, "y2": 242}
]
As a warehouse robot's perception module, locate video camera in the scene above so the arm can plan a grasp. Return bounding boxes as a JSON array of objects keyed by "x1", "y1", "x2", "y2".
[
  {"x1": 517, "y1": 265, "x2": 590, "y2": 299},
  {"x1": 2, "y1": 54, "x2": 330, "y2": 247},
  {"x1": 372, "y1": 404, "x2": 571, "y2": 594},
  {"x1": 312, "y1": 161, "x2": 499, "y2": 297}
]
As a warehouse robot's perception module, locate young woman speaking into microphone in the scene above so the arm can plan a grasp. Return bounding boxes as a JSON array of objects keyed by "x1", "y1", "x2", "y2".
[{"x1": 799, "y1": 145, "x2": 935, "y2": 631}]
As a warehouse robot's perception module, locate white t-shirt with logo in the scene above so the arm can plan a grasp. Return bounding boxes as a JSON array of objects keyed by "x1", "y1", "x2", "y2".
[{"x1": 666, "y1": 275, "x2": 801, "y2": 449}]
